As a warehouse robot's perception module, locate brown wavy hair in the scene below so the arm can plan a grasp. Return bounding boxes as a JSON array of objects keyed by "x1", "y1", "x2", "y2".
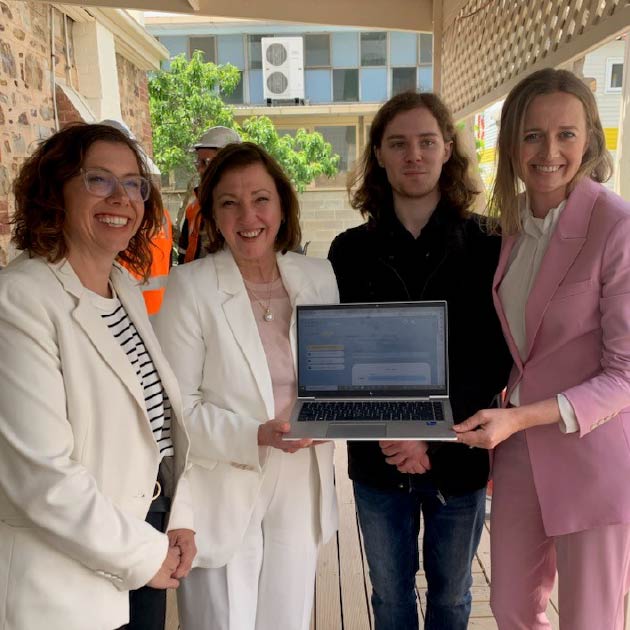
[
  {"x1": 12, "y1": 123, "x2": 163, "y2": 281},
  {"x1": 349, "y1": 91, "x2": 479, "y2": 223},
  {"x1": 489, "y1": 68, "x2": 613, "y2": 235},
  {"x1": 198, "y1": 142, "x2": 301, "y2": 254}
]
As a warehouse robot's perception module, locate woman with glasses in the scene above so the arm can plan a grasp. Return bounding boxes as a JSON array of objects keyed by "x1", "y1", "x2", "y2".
[{"x1": 0, "y1": 123, "x2": 195, "y2": 630}]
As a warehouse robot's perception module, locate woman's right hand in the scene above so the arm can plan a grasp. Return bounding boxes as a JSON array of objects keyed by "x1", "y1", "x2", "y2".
[
  {"x1": 258, "y1": 419, "x2": 314, "y2": 453},
  {"x1": 146, "y1": 545, "x2": 181, "y2": 589}
]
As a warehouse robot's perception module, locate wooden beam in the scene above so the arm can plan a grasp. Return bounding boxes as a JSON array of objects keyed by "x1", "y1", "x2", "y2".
[
  {"x1": 41, "y1": 0, "x2": 434, "y2": 31},
  {"x1": 433, "y1": 0, "x2": 443, "y2": 95},
  {"x1": 615, "y1": 34, "x2": 630, "y2": 202}
]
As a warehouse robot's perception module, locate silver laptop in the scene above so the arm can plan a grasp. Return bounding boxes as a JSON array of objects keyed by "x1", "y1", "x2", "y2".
[{"x1": 286, "y1": 301, "x2": 456, "y2": 441}]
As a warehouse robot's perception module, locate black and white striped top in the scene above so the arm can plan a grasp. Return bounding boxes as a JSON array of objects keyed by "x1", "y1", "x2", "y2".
[{"x1": 89, "y1": 289, "x2": 175, "y2": 460}]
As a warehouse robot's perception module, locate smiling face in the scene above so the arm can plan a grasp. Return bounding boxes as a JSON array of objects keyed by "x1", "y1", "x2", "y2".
[
  {"x1": 518, "y1": 91, "x2": 589, "y2": 216},
  {"x1": 62, "y1": 141, "x2": 145, "y2": 267},
  {"x1": 212, "y1": 162, "x2": 282, "y2": 272},
  {"x1": 375, "y1": 107, "x2": 452, "y2": 207}
]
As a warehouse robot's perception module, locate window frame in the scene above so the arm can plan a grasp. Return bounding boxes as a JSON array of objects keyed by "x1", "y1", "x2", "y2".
[
  {"x1": 605, "y1": 57, "x2": 624, "y2": 94},
  {"x1": 304, "y1": 33, "x2": 331, "y2": 69},
  {"x1": 360, "y1": 31, "x2": 387, "y2": 67},
  {"x1": 188, "y1": 35, "x2": 217, "y2": 63}
]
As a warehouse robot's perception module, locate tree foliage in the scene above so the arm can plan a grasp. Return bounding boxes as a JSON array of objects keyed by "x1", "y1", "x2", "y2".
[{"x1": 149, "y1": 52, "x2": 339, "y2": 191}]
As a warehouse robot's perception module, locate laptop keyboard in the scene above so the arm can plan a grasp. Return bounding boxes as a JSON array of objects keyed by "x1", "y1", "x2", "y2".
[{"x1": 298, "y1": 401, "x2": 445, "y2": 422}]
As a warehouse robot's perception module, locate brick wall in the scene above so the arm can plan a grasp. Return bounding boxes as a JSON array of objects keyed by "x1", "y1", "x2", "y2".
[
  {"x1": 116, "y1": 53, "x2": 154, "y2": 157},
  {"x1": 299, "y1": 189, "x2": 364, "y2": 258}
]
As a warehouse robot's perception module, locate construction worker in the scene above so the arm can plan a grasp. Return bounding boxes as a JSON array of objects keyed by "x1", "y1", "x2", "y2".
[
  {"x1": 100, "y1": 119, "x2": 173, "y2": 317},
  {"x1": 177, "y1": 126, "x2": 241, "y2": 264}
]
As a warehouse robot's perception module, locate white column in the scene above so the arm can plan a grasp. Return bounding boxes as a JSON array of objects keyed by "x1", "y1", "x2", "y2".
[
  {"x1": 72, "y1": 20, "x2": 122, "y2": 120},
  {"x1": 615, "y1": 33, "x2": 630, "y2": 201}
]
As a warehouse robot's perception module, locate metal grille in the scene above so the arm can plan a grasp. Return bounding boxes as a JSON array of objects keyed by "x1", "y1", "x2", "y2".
[{"x1": 442, "y1": 0, "x2": 630, "y2": 120}]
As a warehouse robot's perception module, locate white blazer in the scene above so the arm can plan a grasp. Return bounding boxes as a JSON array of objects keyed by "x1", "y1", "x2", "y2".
[
  {"x1": 154, "y1": 249, "x2": 339, "y2": 568},
  {"x1": 0, "y1": 254, "x2": 193, "y2": 630}
]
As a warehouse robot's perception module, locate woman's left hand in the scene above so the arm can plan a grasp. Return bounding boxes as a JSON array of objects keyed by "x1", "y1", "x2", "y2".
[
  {"x1": 167, "y1": 528, "x2": 197, "y2": 579},
  {"x1": 452, "y1": 408, "x2": 522, "y2": 449}
]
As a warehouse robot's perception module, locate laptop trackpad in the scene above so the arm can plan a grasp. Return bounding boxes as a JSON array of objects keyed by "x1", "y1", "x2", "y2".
[{"x1": 326, "y1": 424, "x2": 387, "y2": 439}]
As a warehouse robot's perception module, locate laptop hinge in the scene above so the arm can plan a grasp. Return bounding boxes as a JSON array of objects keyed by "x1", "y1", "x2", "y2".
[{"x1": 429, "y1": 395, "x2": 448, "y2": 400}]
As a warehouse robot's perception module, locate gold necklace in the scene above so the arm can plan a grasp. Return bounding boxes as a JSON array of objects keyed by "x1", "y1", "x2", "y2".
[{"x1": 246, "y1": 275, "x2": 277, "y2": 322}]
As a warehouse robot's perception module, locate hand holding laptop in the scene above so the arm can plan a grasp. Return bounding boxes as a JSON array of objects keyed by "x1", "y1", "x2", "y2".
[
  {"x1": 259, "y1": 420, "x2": 314, "y2": 453},
  {"x1": 380, "y1": 440, "x2": 432, "y2": 474}
]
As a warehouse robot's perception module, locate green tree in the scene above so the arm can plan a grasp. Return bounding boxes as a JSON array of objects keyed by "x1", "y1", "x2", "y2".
[{"x1": 149, "y1": 52, "x2": 339, "y2": 191}]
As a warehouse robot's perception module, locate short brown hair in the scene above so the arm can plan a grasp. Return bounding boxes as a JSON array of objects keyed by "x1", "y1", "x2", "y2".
[
  {"x1": 198, "y1": 142, "x2": 301, "y2": 254},
  {"x1": 490, "y1": 68, "x2": 613, "y2": 235},
  {"x1": 12, "y1": 123, "x2": 163, "y2": 281},
  {"x1": 349, "y1": 91, "x2": 479, "y2": 223}
]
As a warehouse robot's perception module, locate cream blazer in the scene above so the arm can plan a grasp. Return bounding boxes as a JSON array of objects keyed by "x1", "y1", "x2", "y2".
[
  {"x1": 154, "y1": 249, "x2": 339, "y2": 568},
  {"x1": 0, "y1": 254, "x2": 193, "y2": 630}
]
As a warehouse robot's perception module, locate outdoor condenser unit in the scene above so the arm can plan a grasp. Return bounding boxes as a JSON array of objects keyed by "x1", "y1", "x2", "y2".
[{"x1": 261, "y1": 37, "x2": 305, "y2": 101}]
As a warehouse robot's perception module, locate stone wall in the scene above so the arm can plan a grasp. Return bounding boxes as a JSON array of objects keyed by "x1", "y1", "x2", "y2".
[
  {"x1": 116, "y1": 53, "x2": 153, "y2": 156},
  {"x1": 0, "y1": 1, "x2": 63, "y2": 264},
  {"x1": 0, "y1": 3, "x2": 156, "y2": 265}
]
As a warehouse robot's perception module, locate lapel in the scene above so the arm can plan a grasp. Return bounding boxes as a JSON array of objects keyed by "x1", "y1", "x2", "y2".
[
  {"x1": 492, "y1": 233, "x2": 523, "y2": 370},
  {"x1": 524, "y1": 177, "x2": 598, "y2": 359},
  {"x1": 49, "y1": 260, "x2": 149, "y2": 421},
  {"x1": 216, "y1": 249, "x2": 275, "y2": 418},
  {"x1": 216, "y1": 250, "x2": 319, "y2": 419}
]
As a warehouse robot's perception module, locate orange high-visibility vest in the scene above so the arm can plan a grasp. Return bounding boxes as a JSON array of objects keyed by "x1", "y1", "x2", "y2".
[
  {"x1": 184, "y1": 199, "x2": 204, "y2": 263},
  {"x1": 123, "y1": 212, "x2": 173, "y2": 316}
]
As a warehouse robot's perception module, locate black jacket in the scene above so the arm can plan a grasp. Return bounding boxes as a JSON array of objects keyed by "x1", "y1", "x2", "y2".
[{"x1": 328, "y1": 201, "x2": 512, "y2": 496}]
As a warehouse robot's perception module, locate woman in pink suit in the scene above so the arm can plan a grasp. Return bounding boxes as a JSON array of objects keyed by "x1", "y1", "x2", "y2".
[{"x1": 455, "y1": 68, "x2": 630, "y2": 629}]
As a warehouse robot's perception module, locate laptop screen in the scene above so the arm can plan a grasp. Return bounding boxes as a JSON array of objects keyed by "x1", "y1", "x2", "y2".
[{"x1": 297, "y1": 302, "x2": 448, "y2": 398}]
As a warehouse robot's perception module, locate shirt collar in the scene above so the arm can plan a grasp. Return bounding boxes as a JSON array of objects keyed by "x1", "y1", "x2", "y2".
[{"x1": 521, "y1": 194, "x2": 567, "y2": 239}]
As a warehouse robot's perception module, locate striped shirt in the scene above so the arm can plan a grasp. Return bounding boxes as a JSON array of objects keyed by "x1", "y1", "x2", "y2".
[{"x1": 88, "y1": 288, "x2": 175, "y2": 459}]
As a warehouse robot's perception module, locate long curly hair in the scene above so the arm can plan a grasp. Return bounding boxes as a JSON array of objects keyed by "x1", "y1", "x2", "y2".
[
  {"x1": 12, "y1": 123, "x2": 163, "y2": 281},
  {"x1": 349, "y1": 92, "x2": 479, "y2": 223}
]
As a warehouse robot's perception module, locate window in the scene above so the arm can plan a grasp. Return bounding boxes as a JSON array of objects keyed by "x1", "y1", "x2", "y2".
[
  {"x1": 333, "y1": 69, "x2": 359, "y2": 101},
  {"x1": 222, "y1": 71, "x2": 244, "y2": 104},
  {"x1": 315, "y1": 125, "x2": 358, "y2": 187},
  {"x1": 361, "y1": 32, "x2": 386, "y2": 66},
  {"x1": 248, "y1": 35, "x2": 263, "y2": 70},
  {"x1": 606, "y1": 57, "x2": 623, "y2": 93},
  {"x1": 419, "y1": 33, "x2": 433, "y2": 65},
  {"x1": 305, "y1": 34, "x2": 330, "y2": 68},
  {"x1": 188, "y1": 36, "x2": 216, "y2": 63},
  {"x1": 392, "y1": 67, "x2": 416, "y2": 95}
]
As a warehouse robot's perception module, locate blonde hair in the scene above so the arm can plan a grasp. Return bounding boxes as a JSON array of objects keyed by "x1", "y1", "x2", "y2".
[{"x1": 489, "y1": 68, "x2": 613, "y2": 235}]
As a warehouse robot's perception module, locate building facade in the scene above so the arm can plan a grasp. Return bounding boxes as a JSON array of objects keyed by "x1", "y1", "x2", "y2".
[
  {"x1": 0, "y1": 1, "x2": 166, "y2": 265},
  {"x1": 146, "y1": 14, "x2": 433, "y2": 257}
]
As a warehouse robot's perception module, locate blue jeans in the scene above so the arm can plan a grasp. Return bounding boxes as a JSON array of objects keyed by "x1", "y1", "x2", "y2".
[{"x1": 354, "y1": 480, "x2": 485, "y2": 630}]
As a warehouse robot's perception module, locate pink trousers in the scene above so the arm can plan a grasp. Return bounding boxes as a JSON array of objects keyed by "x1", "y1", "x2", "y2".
[{"x1": 490, "y1": 430, "x2": 630, "y2": 630}]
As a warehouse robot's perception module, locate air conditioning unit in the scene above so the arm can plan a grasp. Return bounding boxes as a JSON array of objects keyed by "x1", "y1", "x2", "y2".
[{"x1": 261, "y1": 37, "x2": 304, "y2": 101}]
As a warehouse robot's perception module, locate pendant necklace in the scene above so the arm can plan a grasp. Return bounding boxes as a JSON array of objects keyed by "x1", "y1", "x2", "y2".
[{"x1": 247, "y1": 273, "x2": 277, "y2": 322}]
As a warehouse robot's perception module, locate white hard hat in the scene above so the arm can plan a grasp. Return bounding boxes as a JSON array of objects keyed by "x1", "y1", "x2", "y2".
[
  {"x1": 98, "y1": 119, "x2": 161, "y2": 177},
  {"x1": 193, "y1": 126, "x2": 241, "y2": 150},
  {"x1": 99, "y1": 118, "x2": 136, "y2": 140}
]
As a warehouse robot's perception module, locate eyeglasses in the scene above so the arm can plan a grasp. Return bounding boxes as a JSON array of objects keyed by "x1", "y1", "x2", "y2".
[{"x1": 80, "y1": 168, "x2": 151, "y2": 202}]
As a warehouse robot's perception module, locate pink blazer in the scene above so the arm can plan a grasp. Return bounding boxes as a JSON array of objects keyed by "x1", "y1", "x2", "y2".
[{"x1": 494, "y1": 177, "x2": 630, "y2": 536}]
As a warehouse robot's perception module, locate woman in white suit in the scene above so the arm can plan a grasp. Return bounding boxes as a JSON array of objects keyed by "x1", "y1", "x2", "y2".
[
  {"x1": 0, "y1": 124, "x2": 195, "y2": 630},
  {"x1": 154, "y1": 142, "x2": 339, "y2": 630}
]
